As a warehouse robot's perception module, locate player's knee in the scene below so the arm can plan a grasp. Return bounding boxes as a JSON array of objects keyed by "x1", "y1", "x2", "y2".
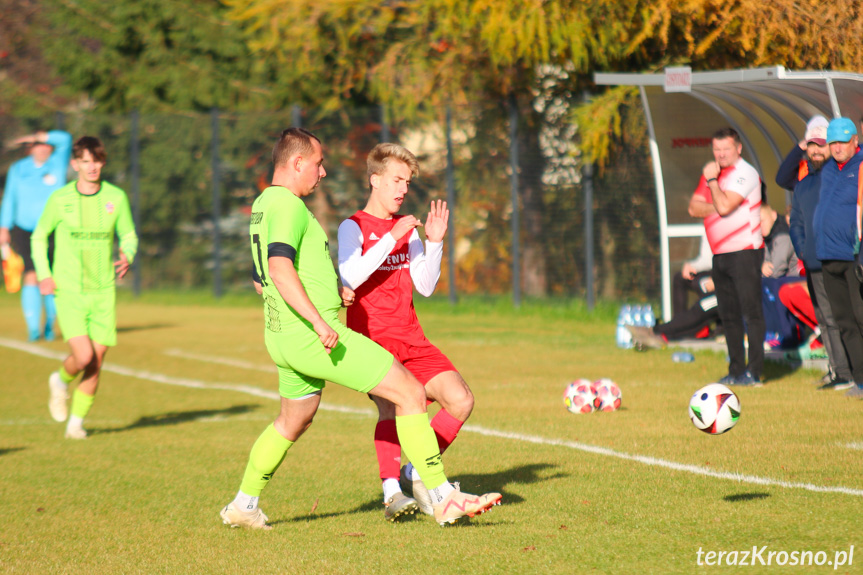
[{"x1": 73, "y1": 351, "x2": 94, "y2": 372}]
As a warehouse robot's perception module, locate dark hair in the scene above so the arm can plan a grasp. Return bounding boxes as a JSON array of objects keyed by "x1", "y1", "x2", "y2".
[
  {"x1": 272, "y1": 127, "x2": 320, "y2": 167},
  {"x1": 711, "y1": 127, "x2": 741, "y2": 145},
  {"x1": 72, "y1": 136, "x2": 107, "y2": 163}
]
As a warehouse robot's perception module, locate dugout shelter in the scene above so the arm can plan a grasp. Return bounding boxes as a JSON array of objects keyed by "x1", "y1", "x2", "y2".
[{"x1": 594, "y1": 66, "x2": 863, "y2": 321}]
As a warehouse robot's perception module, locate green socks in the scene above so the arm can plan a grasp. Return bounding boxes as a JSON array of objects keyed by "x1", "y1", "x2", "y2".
[
  {"x1": 239, "y1": 424, "x2": 294, "y2": 497},
  {"x1": 59, "y1": 365, "x2": 77, "y2": 385},
  {"x1": 69, "y1": 389, "x2": 95, "y2": 419},
  {"x1": 395, "y1": 412, "x2": 447, "y2": 490}
]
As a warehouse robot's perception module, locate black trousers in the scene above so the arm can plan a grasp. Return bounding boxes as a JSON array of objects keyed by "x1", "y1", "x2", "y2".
[
  {"x1": 655, "y1": 294, "x2": 719, "y2": 340},
  {"x1": 672, "y1": 270, "x2": 712, "y2": 317},
  {"x1": 821, "y1": 260, "x2": 863, "y2": 383},
  {"x1": 712, "y1": 249, "x2": 765, "y2": 379}
]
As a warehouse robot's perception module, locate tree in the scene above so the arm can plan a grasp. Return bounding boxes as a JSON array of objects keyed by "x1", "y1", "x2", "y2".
[
  {"x1": 225, "y1": 0, "x2": 603, "y2": 295},
  {"x1": 36, "y1": 0, "x2": 273, "y2": 113}
]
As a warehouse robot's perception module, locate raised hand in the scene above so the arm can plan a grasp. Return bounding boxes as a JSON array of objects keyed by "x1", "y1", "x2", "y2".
[{"x1": 424, "y1": 200, "x2": 449, "y2": 243}]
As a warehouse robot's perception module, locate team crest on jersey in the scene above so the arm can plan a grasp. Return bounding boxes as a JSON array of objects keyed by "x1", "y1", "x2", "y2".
[
  {"x1": 42, "y1": 173, "x2": 57, "y2": 186},
  {"x1": 105, "y1": 202, "x2": 115, "y2": 214}
]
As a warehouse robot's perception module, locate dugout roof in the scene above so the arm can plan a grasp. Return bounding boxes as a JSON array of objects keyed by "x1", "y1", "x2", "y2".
[{"x1": 594, "y1": 66, "x2": 863, "y2": 320}]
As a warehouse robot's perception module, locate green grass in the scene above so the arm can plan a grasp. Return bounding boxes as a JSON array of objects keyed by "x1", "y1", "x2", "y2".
[{"x1": 0, "y1": 290, "x2": 860, "y2": 574}]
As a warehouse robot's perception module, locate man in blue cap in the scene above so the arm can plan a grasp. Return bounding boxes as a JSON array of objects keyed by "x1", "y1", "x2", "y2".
[
  {"x1": 777, "y1": 115, "x2": 853, "y2": 390},
  {"x1": 812, "y1": 117, "x2": 863, "y2": 398}
]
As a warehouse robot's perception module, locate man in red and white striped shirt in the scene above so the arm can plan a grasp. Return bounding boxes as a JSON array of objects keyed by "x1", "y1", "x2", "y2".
[{"x1": 688, "y1": 127, "x2": 765, "y2": 385}]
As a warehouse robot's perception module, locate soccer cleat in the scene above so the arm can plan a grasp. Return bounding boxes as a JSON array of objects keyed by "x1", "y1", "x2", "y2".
[
  {"x1": 732, "y1": 370, "x2": 762, "y2": 387},
  {"x1": 64, "y1": 427, "x2": 88, "y2": 440},
  {"x1": 220, "y1": 502, "x2": 272, "y2": 530},
  {"x1": 383, "y1": 491, "x2": 418, "y2": 522},
  {"x1": 817, "y1": 377, "x2": 854, "y2": 391},
  {"x1": 844, "y1": 385, "x2": 863, "y2": 399},
  {"x1": 432, "y1": 486, "x2": 502, "y2": 526},
  {"x1": 717, "y1": 373, "x2": 736, "y2": 386},
  {"x1": 399, "y1": 465, "x2": 433, "y2": 516},
  {"x1": 625, "y1": 325, "x2": 666, "y2": 350},
  {"x1": 48, "y1": 371, "x2": 69, "y2": 422}
]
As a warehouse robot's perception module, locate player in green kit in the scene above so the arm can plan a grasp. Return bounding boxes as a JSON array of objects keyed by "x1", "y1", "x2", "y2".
[
  {"x1": 220, "y1": 128, "x2": 501, "y2": 529},
  {"x1": 31, "y1": 137, "x2": 138, "y2": 439}
]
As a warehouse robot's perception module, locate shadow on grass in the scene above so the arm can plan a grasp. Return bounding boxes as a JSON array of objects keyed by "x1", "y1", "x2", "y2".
[
  {"x1": 723, "y1": 492, "x2": 770, "y2": 502},
  {"x1": 762, "y1": 360, "x2": 798, "y2": 383},
  {"x1": 93, "y1": 404, "x2": 261, "y2": 435},
  {"x1": 0, "y1": 447, "x2": 25, "y2": 457},
  {"x1": 117, "y1": 323, "x2": 175, "y2": 334},
  {"x1": 272, "y1": 462, "x2": 564, "y2": 526}
]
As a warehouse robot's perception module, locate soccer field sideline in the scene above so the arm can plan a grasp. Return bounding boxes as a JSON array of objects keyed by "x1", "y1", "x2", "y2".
[{"x1": 4, "y1": 335, "x2": 862, "y2": 500}]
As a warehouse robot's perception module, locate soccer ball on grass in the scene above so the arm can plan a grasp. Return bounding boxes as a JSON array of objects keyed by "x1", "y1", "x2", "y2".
[
  {"x1": 563, "y1": 379, "x2": 599, "y2": 414},
  {"x1": 594, "y1": 378, "x2": 622, "y2": 412}
]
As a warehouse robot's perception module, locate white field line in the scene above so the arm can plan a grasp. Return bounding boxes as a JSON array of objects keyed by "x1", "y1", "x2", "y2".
[
  {"x1": 3, "y1": 338, "x2": 862, "y2": 497},
  {"x1": 163, "y1": 348, "x2": 278, "y2": 373}
]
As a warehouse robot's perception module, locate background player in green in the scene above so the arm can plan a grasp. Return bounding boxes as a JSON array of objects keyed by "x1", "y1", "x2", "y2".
[
  {"x1": 220, "y1": 128, "x2": 501, "y2": 530},
  {"x1": 31, "y1": 136, "x2": 138, "y2": 439}
]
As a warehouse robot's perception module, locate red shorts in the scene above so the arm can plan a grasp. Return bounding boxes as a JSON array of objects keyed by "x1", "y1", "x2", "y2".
[{"x1": 375, "y1": 336, "x2": 457, "y2": 386}]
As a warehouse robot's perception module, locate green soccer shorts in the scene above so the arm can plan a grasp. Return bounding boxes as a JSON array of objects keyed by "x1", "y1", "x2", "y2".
[
  {"x1": 264, "y1": 311, "x2": 394, "y2": 399},
  {"x1": 55, "y1": 290, "x2": 117, "y2": 346}
]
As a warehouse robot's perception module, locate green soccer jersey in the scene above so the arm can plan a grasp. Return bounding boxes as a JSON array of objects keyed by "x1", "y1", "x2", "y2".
[
  {"x1": 31, "y1": 180, "x2": 138, "y2": 293},
  {"x1": 250, "y1": 186, "x2": 341, "y2": 332}
]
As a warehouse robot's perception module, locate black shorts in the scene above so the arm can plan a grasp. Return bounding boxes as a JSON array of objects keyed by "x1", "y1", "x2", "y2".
[{"x1": 10, "y1": 227, "x2": 53, "y2": 273}]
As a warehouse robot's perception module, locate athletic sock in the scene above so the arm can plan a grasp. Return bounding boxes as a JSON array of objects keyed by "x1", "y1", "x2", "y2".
[
  {"x1": 430, "y1": 482, "x2": 455, "y2": 504},
  {"x1": 21, "y1": 285, "x2": 41, "y2": 341},
  {"x1": 59, "y1": 365, "x2": 77, "y2": 385},
  {"x1": 66, "y1": 415, "x2": 85, "y2": 433},
  {"x1": 239, "y1": 424, "x2": 293, "y2": 498},
  {"x1": 69, "y1": 389, "x2": 95, "y2": 420},
  {"x1": 395, "y1": 413, "x2": 447, "y2": 492},
  {"x1": 374, "y1": 419, "x2": 401, "y2": 481},
  {"x1": 430, "y1": 409, "x2": 464, "y2": 453},
  {"x1": 232, "y1": 490, "x2": 259, "y2": 513},
  {"x1": 43, "y1": 294, "x2": 56, "y2": 340},
  {"x1": 382, "y1": 478, "x2": 401, "y2": 502}
]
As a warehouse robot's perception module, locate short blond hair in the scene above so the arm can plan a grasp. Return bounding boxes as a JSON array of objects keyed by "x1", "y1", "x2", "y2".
[{"x1": 367, "y1": 143, "x2": 419, "y2": 185}]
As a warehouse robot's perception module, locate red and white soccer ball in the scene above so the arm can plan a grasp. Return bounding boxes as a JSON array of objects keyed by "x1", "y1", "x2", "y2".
[
  {"x1": 688, "y1": 383, "x2": 741, "y2": 435},
  {"x1": 593, "y1": 378, "x2": 622, "y2": 412},
  {"x1": 563, "y1": 379, "x2": 599, "y2": 414}
]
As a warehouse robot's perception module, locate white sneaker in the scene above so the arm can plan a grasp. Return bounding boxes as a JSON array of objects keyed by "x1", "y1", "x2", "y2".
[
  {"x1": 432, "y1": 485, "x2": 502, "y2": 526},
  {"x1": 48, "y1": 372, "x2": 69, "y2": 422},
  {"x1": 399, "y1": 465, "x2": 433, "y2": 516},
  {"x1": 220, "y1": 502, "x2": 272, "y2": 530},
  {"x1": 64, "y1": 427, "x2": 88, "y2": 440}
]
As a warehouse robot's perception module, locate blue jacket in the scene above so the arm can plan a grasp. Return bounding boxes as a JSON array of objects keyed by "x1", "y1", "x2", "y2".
[
  {"x1": 776, "y1": 145, "x2": 822, "y2": 271},
  {"x1": 813, "y1": 148, "x2": 863, "y2": 262},
  {"x1": 0, "y1": 130, "x2": 72, "y2": 232}
]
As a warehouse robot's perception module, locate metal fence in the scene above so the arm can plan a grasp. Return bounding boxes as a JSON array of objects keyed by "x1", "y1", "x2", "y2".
[{"x1": 0, "y1": 103, "x2": 663, "y2": 305}]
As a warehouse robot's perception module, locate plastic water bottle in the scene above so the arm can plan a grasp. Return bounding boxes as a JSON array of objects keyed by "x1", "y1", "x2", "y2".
[
  {"x1": 643, "y1": 304, "x2": 656, "y2": 328},
  {"x1": 672, "y1": 351, "x2": 695, "y2": 363},
  {"x1": 632, "y1": 304, "x2": 643, "y2": 327},
  {"x1": 616, "y1": 305, "x2": 633, "y2": 349}
]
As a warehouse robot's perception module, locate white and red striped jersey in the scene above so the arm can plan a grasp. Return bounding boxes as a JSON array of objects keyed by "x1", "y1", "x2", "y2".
[{"x1": 695, "y1": 157, "x2": 763, "y2": 254}]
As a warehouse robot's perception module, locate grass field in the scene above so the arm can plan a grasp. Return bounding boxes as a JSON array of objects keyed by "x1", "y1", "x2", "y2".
[{"x1": 0, "y1": 289, "x2": 860, "y2": 574}]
